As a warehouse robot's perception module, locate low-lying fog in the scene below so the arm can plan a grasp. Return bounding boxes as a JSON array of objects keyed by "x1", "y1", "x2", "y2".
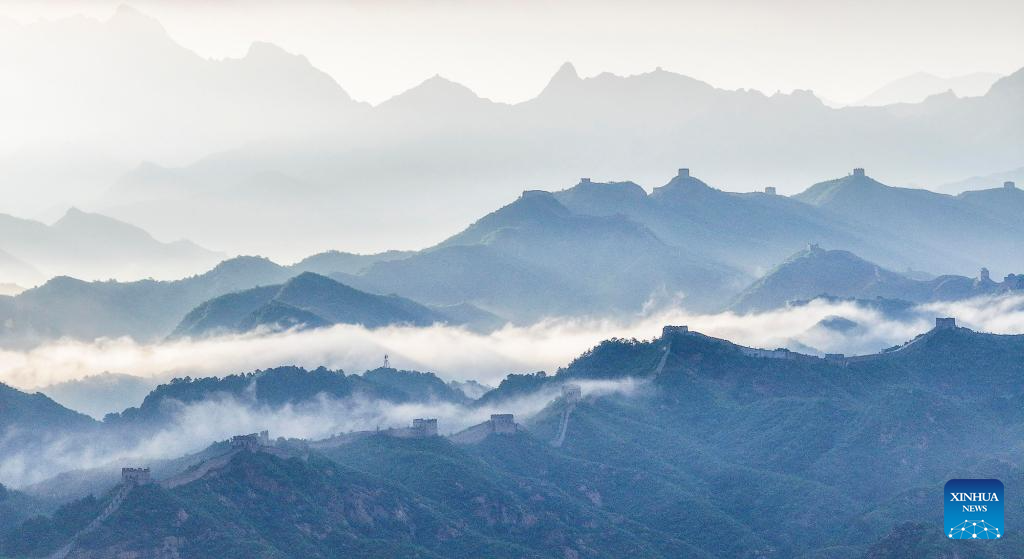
[
  {"x1": 4, "y1": 294, "x2": 1023, "y2": 393},
  {"x1": 1, "y1": 379, "x2": 643, "y2": 488},
  {"x1": 3, "y1": 293, "x2": 1024, "y2": 488}
]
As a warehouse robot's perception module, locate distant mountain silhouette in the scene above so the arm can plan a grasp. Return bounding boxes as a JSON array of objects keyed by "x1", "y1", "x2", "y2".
[
  {"x1": 794, "y1": 169, "x2": 1024, "y2": 273},
  {"x1": 331, "y1": 245, "x2": 577, "y2": 322},
  {"x1": 939, "y1": 166, "x2": 1024, "y2": 194},
  {"x1": 0, "y1": 246, "x2": 499, "y2": 346},
  {"x1": 39, "y1": 373, "x2": 156, "y2": 420},
  {"x1": 340, "y1": 188, "x2": 741, "y2": 319},
  {"x1": 957, "y1": 181, "x2": 1024, "y2": 228},
  {"x1": 0, "y1": 207, "x2": 222, "y2": 285},
  {"x1": 10, "y1": 169, "x2": 1024, "y2": 347},
  {"x1": 552, "y1": 170, "x2": 907, "y2": 275},
  {"x1": 28, "y1": 8, "x2": 1010, "y2": 258},
  {"x1": 0, "y1": 256, "x2": 292, "y2": 347},
  {"x1": 291, "y1": 250, "x2": 414, "y2": 276},
  {"x1": 852, "y1": 71, "x2": 1001, "y2": 106},
  {"x1": 172, "y1": 272, "x2": 447, "y2": 337},
  {"x1": 0, "y1": 5, "x2": 364, "y2": 168},
  {"x1": 730, "y1": 245, "x2": 1021, "y2": 312},
  {"x1": 0, "y1": 248, "x2": 41, "y2": 287}
]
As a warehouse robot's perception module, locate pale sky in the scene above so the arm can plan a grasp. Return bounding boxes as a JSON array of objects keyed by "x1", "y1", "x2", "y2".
[{"x1": 2, "y1": 0, "x2": 1022, "y2": 105}]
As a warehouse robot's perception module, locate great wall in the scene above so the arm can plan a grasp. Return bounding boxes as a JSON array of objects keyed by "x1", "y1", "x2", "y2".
[
  {"x1": 660, "y1": 316, "x2": 964, "y2": 366},
  {"x1": 48, "y1": 316, "x2": 971, "y2": 557},
  {"x1": 551, "y1": 384, "x2": 582, "y2": 448},
  {"x1": 45, "y1": 469, "x2": 149, "y2": 559}
]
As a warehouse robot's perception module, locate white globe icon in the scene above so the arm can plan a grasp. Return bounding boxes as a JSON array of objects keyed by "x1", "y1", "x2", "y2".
[{"x1": 949, "y1": 520, "x2": 1001, "y2": 540}]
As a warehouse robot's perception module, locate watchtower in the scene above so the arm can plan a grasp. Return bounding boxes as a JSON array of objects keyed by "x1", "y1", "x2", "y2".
[
  {"x1": 230, "y1": 431, "x2": 269, "y2": 451},
  {"x1": 121, "y1": 467, "x2": 151, "y2": 486},
  {"x1": 490, "y1": 414, "x2": 517, "y2": 434},
  {"x1": 581, "y1": 177, "x2": 591, "y2": 184},
  {"x1": 1005, "y1": 181, "x2": 1017, "y2": 189},
  {"x1": 764, "y1": 187, "x2": 777, "y2": 195},
  {"x1": 980, "y1": 268, "x2": 991, "y2": 283},
  {"x1": 662, "y1": 325, "x2": 689, "y2": 338},
  {"x1": 852, "y1": 168, "x2": 865, "y2": 177},
  {"x1": 935, "y1": 317, "x2": 957, "y2": 330},
  {"x1": 412, "y1": 418, "x2": 438, "y2": 437},
  {"x1": 678, "y1": 168, "x2": 690, "y2": 178},
  {"x1": 561, "y1": 384, "x2": 582, "y2": 404}
]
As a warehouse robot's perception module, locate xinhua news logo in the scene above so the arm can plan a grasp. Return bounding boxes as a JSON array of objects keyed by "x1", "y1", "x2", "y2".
[{"x1": 944, "y1": 479, "x2": 1004, "y2": 540}]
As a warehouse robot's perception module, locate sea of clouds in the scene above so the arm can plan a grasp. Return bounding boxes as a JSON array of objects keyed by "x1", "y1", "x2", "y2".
[
  {"x1": 3, "y1": 293, "x2": 1024, "y2": 488},
  {"x1": 1, "y1": 378, "x2": 643, "y2": 488},
  {"x1": 4, "y1": 294, "x2": 1024, "y2": 392}
]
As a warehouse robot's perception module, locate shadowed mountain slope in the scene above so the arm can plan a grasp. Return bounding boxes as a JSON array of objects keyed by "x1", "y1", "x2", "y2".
[
  {"x1": 0, "y1": 256, "x2": 292, "y2": 347},
  {"x1": 551, "y1": 170, "x2": 912, "y2": 275},
  {"x1": 336, "y1": 189, "x2": 742, "y2": 319},
  {"x1": 729, "y1": 245, "x2": 1023, "y2": 312},
  {"x1": 795, "y1": 170, "x2": 1024, "y2": 274},
  {"x1": 172, "y1": 272, "x2": 445, "y2": 337},
  {"x1": 5, "y1": 324, "x2": 1024, "y2": 557}
]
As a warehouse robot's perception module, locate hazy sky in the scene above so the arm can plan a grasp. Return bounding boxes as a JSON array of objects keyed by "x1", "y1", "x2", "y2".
[{"x1": 3, "y1": 0, "x2": 1022, "y2": 105}]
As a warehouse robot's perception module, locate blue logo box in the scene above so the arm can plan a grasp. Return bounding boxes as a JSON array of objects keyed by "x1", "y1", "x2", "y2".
[{"x1": 945, "y1": 479, "x2": 1004, "y2": 540}]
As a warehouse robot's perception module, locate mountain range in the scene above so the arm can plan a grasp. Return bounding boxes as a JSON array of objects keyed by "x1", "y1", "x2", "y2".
[
  {"x1": 794, "y1": 171, "x2": 1024, "y2": 274},
  {"x1": 171, "y1": 271, "x2": 472, "y2": 337},
  {"x1": 0, "y1": 256, "x2": 290, "y2": 348},
  {"x1": 851, "y1": 71, "x2": 1002, "y2": 106},
  {"x1": 0, "y1": 207, "x2": 221, "y2": 286},
  {"x1": 0, "y1": 365, "x2": 474, "y2": 492},
  {"x1": 731, "y1": 244, "x2": 1023, "y2": 313},
  {"x1": 2, "y1": 8, "x2": 1022, "y2": 256},
  {"x1": 940, "y1": 165, "x2": 1024, "y2": 193},
  {"x1": 98, "y1": 60, "x2": 1024, "y2": 257},
  {"x1": 105, "y1": 365, "x2": 468, "y2": 429},
  {"x1": 4, "y1": 168, "x2": 1024, "y2": 348},
  {"x1": 2, "y1": 321, "x2": 1023, "y2": 557},
  {"x1": 0, "y1": 5, "x2": 364, "y2": 209},
  {"x1": 334, "y1": 185, "x2": 739, "y2": 319},
  {"x1": 37, "y1": 373, "x2": 159, "y2": 421}
]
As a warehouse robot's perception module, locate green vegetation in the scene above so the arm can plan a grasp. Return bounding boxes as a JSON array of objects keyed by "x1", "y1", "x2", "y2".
[
  {"x1": 5, "y1": 327, "x2": 1024, "y2": 557},
  {"x1": 107, "y1": 365, "x2": 464, "y2": 426}
]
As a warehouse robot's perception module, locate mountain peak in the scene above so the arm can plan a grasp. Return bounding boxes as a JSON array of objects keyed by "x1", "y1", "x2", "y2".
[
  {"x1": 244, "y1": 41, "x2": 301, "y2": 62},
  {"x1": 537, "y1": 61, "x2": 583, "y2": 97},
  {"x1": 494, "y1": 190, "x2": 571, "y2": 222},
  {"x1": 52, "y1": 207, "x2": 124, "y2": 230},
  {"x1": 280, "y1": 270, "x2": 344, "y2": 292},
  {"x1": 552, "y1": 61, "x2": 581, "y2": 83},
  {"x1": 730, "y1": 246, "x2": 911, "y2": 313},
  {"x1": 552, "y1": 179, "x2": 648, "y2": 216},
  {"x1": 650, "y1": 168, "x2": 717, "y2": 200},
  {"x1": 793, "y1": 168, "x2": 889, "y2": 206},
  {"x1": 62, "y1": 206, "x2": 87, "y2": 218},
  {"x1": 111, "y1": 4, "x2": 146, "y2": 19},
  {"x1": 420, "y1": 74, "x2": 481, "y2": 97},
  {"x1": 107, "y1": 3, "x2": 167, "y2": 35},
  {"x1": 204, "y1": 256, "x2": 283, "y2": 281},
  {"x1": 987, "y1": 65, "x2": 1024, "y2": 97},
  {"x1": 378, "y1": 74, "x2": 489, "y2": 111}
]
